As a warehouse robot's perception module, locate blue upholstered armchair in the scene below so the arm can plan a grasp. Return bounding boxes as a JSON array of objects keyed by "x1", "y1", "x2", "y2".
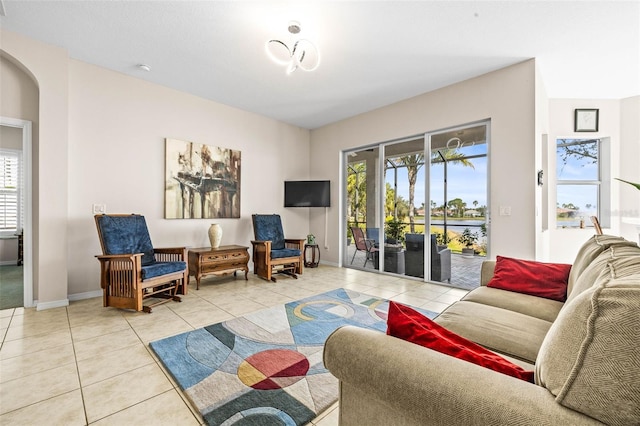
[
  {"x1": 94, "y1": 214, "x2": 188, "y2": 313},
  {"x1": 251, "y1": 214, "x2": 305, "y2": 282}
]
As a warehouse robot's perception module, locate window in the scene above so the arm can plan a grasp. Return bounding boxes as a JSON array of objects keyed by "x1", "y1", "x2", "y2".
[
  {"x1": 0, "y1": 149, "x2": 22, "y2": 235},
  {"x1": 556, "y1": 138, "x2": 607, "y2": 228}
]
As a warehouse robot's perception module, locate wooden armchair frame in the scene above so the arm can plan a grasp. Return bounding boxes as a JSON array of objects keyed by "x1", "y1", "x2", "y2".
[
  {"x1": 250, "y1": 214, "x2": 305, "y2": 282},
  {"x1": 251, "y1": 238, "x2": 305, "y2": 282},
  {"x1": 95, "y1": 214, "x2": 188, "y2": 313}
]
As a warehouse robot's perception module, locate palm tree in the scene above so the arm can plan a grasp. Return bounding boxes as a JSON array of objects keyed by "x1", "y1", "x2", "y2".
[
  {"x1": 399, "y1": 149, "x2": 476, "y2": 232},
  {"x1": 398, "y1": 154, "x2": 423, "y2": 232},
  {"x1": 347, "y1": 162, "x2": 367, "y2": 225}
]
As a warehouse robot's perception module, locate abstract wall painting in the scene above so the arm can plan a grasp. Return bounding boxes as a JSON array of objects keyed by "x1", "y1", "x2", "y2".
[{"x1": 165, "y1": 138, "x2": 241, "y2": 219}]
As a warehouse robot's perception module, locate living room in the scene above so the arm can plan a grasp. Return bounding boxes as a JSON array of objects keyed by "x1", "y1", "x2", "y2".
[
  {"x1": 0, "y1": 1, "x2": 639, "y2": 424},
  {"x1": 1, "y1": 3, "x2": 638, "y2": 310}
]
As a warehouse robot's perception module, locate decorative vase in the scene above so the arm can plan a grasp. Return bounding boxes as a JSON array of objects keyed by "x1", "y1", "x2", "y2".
[{"x1": 208, "y1": 223, "x2": 222, "y2": 248}]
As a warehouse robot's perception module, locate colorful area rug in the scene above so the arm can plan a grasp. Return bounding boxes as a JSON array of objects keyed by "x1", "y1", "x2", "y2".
[{"x1": 150, "y1": 288, "x2": 436, "y2": 425}]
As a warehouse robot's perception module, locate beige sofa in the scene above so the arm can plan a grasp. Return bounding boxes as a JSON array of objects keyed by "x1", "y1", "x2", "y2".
[{"x1": 324, "y1": 235, "x2": 640, "y2": 425}]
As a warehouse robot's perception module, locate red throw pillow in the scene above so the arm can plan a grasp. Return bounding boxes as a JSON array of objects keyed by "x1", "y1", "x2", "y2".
[
  {"x1": 386, "y1": 301, "x2": 534, "y2": 382},
  {"x1": 487, "y1": 256, "x2": 571, "y2": 302}
]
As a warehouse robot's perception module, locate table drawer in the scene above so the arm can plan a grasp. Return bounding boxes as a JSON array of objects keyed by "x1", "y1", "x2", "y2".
[
  {"x1": 201, "y1": 262, "x2": 246, "y2": 274},
  {"x1": 201, "y1": 251, "x2": 248, "y2": 265}
]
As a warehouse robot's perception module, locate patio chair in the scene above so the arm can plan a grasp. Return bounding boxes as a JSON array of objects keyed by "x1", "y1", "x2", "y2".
[
  {"x1": 404, "y1": 233, "x2": 451, "y2": 282},
  {"x1": 94, "y1": 214, "x2": 188, "y2": 313},
  {"x1": 431, "y1": 234, "x2": 451, "y2": 282},
  {"x1": 350, "y1": 227, "x2": 379, "y2": 267},
  {"x1": 251, "y1": 214, "x2": 305, "y2": 282}
]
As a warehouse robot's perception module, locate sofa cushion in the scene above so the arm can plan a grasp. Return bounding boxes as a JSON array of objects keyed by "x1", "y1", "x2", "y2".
[
  {"x1": 487, "y1": 256, "x2": 571, "y2": 302},
  {"x1": 566, "y1": 244, "x2": 640, "y2": 304},
  {"x1": 568, "y1": 234, "x2": 638, "y2": 296},
  {"x1": 387, "y1": 302, "x2": 534, "y2": 382},
  {"x1": 462, "y1": 286, "x2": 564, "y2": 322},
  {"x1": 435, "y1": 300, "x2": 552, "y2": 363},
  {"x1": 535, "y1": 273, "x2": 640, "y2": 425}
]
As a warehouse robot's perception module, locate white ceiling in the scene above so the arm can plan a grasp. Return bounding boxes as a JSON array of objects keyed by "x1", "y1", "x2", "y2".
[{"x1": 1, "y1": 1, "x2": 638, "y2": 129}]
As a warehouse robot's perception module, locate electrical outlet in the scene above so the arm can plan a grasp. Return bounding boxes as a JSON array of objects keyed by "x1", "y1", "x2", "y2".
[
  {"x1": 499, "y1": 206, "x2": 511, "y2": 216},
  {"x1": 93, "y1": 204, "x2": 106, "y2": 214}
]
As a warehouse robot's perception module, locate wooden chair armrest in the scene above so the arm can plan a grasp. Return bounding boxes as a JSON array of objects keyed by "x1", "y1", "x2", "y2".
[
  {"x1": 96, "y1": 253, "x2": 143, "y2": 260},
  {"x1": 153, "y1": 247, "x2": 187, "y2": 261},
  {"x1": 153, "y1": 247, "x2": 187, "y2": 254},
  {"x1": 251, "y1": 240, "x2": 270, "y2": 246},
  {"x1": 285, "y1": 239, "x2": 306, "y2": 248}
]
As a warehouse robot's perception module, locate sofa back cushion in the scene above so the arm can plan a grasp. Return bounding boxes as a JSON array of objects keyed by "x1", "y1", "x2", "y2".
[
  {"x1": 535, "y1": 269, "x2": 640, "y2": 425},
  {"x1": 567, "y1": 234, "x2": 637, "y2": 297},
  {"x1": 567, "y1": 244, "x2": 640, "y2": 304},
  {"x1": 387, "y1": 301, "x2": 534, "y2": 382}
]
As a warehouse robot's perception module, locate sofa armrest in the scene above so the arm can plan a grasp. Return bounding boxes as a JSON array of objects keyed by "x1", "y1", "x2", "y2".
[
  {"x1": 480, "y1": 260, "x2": 496, "y2": 286},
  {"x1": 323, "y1": 326, "x2": 601, "y2": 426}
]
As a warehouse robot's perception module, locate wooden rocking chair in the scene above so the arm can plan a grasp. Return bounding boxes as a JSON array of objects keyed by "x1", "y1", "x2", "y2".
[
  {"x1": 251, "y1": 214, "x2": 305, "y2": 282},
  {"x1": 95, "y1": 214, "x2": 188, "y2": 313}
]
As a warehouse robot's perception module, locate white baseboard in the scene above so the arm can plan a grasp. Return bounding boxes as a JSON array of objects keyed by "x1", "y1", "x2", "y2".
[
  {"x1": 68, "y1": 290, "x2": 102, "y2": 302},
  {"x1": 36, "y1": 298, "x2": 69, "y2": 311},
  {"x1": 31, "y1": 290, "x2": 101, "y2": 311}
]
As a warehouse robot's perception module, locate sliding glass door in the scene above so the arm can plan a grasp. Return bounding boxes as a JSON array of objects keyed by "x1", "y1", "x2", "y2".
[
  {"x1": 344, "y1": 121, "x2": 489, "y2": 290},
  {"x1": 428, "y1": 123, "x2": 489, "y2": 289},
  {"x1": 383, "y1": 137, "x2": 427, "y2": 277},
  {"x1": 345, "y1": 147, "x2": 381, "y2": 270}
]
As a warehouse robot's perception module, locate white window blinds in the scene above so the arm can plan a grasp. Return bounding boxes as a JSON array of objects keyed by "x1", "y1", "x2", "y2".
[{"x1": 0, "y1": 149, "x2": 22, "y2": 233}]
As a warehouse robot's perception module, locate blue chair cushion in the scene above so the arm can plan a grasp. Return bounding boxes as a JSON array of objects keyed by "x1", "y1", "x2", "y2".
[
  {"x1": 271, "y1": 248, "x2": 301, "y2": 259},
  {"x1": 141, "y1": 261, "x2": 186, "y2": 280},
  {"x1": 96, "y1": 215, "x2": 155, "y2": 266},
  {"x1": 252, "y1": 214, "x2": 286, "y2": 250}
]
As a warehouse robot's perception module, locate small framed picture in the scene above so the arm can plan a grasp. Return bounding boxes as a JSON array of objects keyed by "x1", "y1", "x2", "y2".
[{"x1": 574, "y1": 109, "x2": 599, "y2": 132}]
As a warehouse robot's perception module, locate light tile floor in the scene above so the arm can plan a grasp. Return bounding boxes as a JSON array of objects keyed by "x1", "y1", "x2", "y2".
[{"x1": 0, "y1": 265, "x2": 466, "y2": 425}]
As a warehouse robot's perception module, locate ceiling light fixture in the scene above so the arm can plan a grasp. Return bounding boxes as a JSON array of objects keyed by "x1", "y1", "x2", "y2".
[
  {"x1": 266, "y1": 21, "x2": 320, "y2": 74},
  {"x1": 137, "y1": 64, "x2": 151, "y2": 72}
]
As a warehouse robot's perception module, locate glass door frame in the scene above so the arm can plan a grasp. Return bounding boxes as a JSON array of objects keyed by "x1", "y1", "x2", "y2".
[
  {"x1": 342, "y1": 119, "x2": 491, "y2": 288},
  {"x1": 426, "y1": 120, "x2": 492, "y2": 282}
]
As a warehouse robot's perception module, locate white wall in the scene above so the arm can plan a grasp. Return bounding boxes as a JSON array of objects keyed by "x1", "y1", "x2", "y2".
[
  {"x1": 66, "y1": 61, "x2": 311, "y2": 296},
  {"x1": 310, "y1": 60, "x2": 538, "y2": 264},
  {"x1": 547, "y1": 97, "x2": 639, "y2": 262},
  {"x1": 1, "y1": 30, "x2": 67, "y2": 308},
  {"x1": 534, "y1": 62, "x2": 550, "y2": 260},
  {"x1": 619, "y1": 96, "x2": 640, "y2": 242}
]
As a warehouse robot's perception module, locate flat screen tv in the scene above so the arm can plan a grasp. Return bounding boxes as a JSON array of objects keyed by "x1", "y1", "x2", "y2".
[{"x1": 284, "y1": 180, "x2": 331, "y2": 207}]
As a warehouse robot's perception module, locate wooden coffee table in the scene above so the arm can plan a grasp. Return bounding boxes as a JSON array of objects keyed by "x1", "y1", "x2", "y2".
[{"x1": 188, "y1": 245, "x2": 249, "y2": 290}]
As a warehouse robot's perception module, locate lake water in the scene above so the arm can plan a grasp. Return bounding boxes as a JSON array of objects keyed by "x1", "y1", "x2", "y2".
[{"x1": 428, "y1": 219, "x2": 486, "y2": 242}]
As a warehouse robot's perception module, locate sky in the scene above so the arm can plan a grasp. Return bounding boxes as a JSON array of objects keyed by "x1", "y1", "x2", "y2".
[
  {"x1": 555, "y1": 139, "x2": 599, "y2": 214},
  {"x1": 386, "y1": 144, "x2": 488, "y2": 211}
]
